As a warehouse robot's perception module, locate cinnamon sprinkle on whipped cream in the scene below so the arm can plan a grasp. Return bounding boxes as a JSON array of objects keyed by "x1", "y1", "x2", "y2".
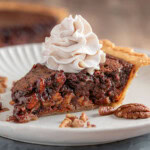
[{"x1": 42, "y1": 15, "x2": 106, "y2": 75}]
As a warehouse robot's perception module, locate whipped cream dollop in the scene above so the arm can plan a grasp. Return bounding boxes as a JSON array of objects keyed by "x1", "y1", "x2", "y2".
[{"x1": 42, "y1": 15, "x2": 106, "y2": 75}]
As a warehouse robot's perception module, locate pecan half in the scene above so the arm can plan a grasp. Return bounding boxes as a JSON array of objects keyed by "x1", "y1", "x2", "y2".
[
  {"x1": 114, "y1": 103, "x2": 150, "y2": 119},
  {"x1": 99, "y1": 106, "x2": 115, "y2": 116}
]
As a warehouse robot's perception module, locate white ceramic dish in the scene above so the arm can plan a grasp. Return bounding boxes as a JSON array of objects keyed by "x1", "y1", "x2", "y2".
[{"x1": 0, "y1": 44, "x2": 150, "y2": 146}]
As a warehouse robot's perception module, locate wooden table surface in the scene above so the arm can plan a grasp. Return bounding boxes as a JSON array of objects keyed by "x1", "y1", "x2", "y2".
[{"x1": 2, "y1": 0, "x2": 150, "y2": 50}]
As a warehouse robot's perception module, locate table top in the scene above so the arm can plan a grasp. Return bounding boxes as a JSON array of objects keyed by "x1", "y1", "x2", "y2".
[{"x1": 0, "y1": 134, "x2": 150, "y2": 150}]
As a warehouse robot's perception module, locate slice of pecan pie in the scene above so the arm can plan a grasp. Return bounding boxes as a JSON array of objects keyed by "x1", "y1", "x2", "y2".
[{"x1": 10, "y1": 40, "x2": 150, "y2": 123}]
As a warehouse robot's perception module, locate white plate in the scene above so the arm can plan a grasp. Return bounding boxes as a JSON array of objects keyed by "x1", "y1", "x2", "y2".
[{"x1": 0, "y1": 44, "x2": 150, "y2": 146}]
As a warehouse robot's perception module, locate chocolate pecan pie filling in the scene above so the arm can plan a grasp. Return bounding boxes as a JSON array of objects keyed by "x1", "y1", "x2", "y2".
[{"x1": 10, "y1": 55, "x2": 135, "y2": 123}]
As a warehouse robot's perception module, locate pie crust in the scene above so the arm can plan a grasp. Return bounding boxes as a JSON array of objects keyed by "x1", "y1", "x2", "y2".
[
  {"x1": 101, "y1": 40, "x2": 150, "y2": 106},
  {"x1": 101, "y1": 40, "x2": 150, "y2": 67}
]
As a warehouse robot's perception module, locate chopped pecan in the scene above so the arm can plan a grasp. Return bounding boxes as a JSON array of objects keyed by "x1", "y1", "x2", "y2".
[
  {"x1": 80, "y1": 112, "x2": 88, "y2": 122},
  {"x1": 66, "y1": 114, "x2": 78, "y2": 121},
  {"x1": 9, "y1": 100, "x2": 15, "y2": 105},
  {"x1": 87, "y1": 121, "x2": 96, "y2": 128},
  {"x1": 64, "y1": 93, "x2": 75, "y2": 105},
  {"x1": 26, "y1": 94, "x2": 39, "y2": 109},
  {"x1": 52, "y1": 93, "x2": 63, "y2": 102},
  {"x1": 38, "y1": 78, "x2": 45, "y2": 94},
  {"x1": 82, "y1": 100, "x2": 94, "y2": 107},
  {"x1": 72, "y1": 119, "x2": 84, "y2": 128},
  {"x1": 59, "y1": 118, "x2": 72, "y2": 128},
  {"x1": 114, "y1": 103, "x2": 150, "y2": 119},
  {"x1": 77, "y1": 96, "x2": 94, "y2": 107},
  {"x1": 0, "y1": 76, "x2": 7, "y2": 93},
  {"x1": 30, "y1": 102, "x2": 41, "y2": 113},
  {"x1": 99, "y1": 106, "x2": 115, "y2": 116},
  {"x1": 97, "y1": 97, "x2": 111, "y2": 105},
  {"x1": 77, "y1": 96, "x2": 84, "y2": 105},
  {"x1": 59, "y1": 112, "x2": 95, "y2": 128}
]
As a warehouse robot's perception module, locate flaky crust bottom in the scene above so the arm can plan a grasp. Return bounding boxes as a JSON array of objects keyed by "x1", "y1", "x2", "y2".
[{"x1": 38, "y1": 105, "x2": 99, "y2": 117}]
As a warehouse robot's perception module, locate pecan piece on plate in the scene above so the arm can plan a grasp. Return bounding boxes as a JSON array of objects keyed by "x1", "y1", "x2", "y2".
[
  {"x1": 66, "y1": 114, "x2": 78, "y2": 121},
  {"x1": 114, "y1": 103, "x2": 150, "y2": 119},
  {"x1": 59, "y1": 112, "x2": 96, "y2": 128},
  {"x1": 0, "y1": 76, "x2": 8, "y2": 93},
  {"x1": 80, "y1": 112, "x2": 88, "y2": 122},
  {"x1": 99, "y1": 106, "x2": 115, "y2": 116},
  {"x1": 87, "y1": 121, "x2": 96, "y2": 128},
  {"x1": 72, "y1": 119, "x2": 84, "y2": 128},
  {"x1": 59, "y1": 118, "x2": 72, "y2": 128}
]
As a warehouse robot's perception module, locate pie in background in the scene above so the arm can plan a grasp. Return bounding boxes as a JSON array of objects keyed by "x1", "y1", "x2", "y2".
[{"x1": 0, "y1": 2, "x2": 68, "y2": 47}]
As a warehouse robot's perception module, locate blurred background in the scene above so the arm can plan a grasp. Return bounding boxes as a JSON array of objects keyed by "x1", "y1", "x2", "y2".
[{"x1": 0, "y1": 0, "x2": 150, "y2": 50}]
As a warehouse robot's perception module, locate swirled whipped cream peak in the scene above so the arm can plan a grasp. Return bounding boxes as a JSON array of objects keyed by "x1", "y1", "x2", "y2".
[{"x1": 42, "y1": 15, "x2": 106, "y2": 75}]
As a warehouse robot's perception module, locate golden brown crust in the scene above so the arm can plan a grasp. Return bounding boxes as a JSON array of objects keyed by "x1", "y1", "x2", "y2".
[
  {"x1": 0, "y1": 2, "x2": 68, "y2": 23},
  {"x1": 101, "y1": 39, "x2": 150, "y2": 107},
  {"x1": 39, "y1": 105, "x2": 98, "y2": 117},
  {"x1": 101, "y1": 40, "x2": 150, "y2": 67}
]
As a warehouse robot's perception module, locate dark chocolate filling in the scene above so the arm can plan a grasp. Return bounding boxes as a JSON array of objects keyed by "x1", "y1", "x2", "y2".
[{"x1": 11, "y1": 55, "x2": 134, "y2": 122}]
